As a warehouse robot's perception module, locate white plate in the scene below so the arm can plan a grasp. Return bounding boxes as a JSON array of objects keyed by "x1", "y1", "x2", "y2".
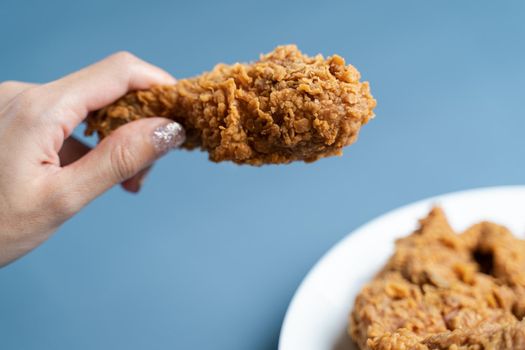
[{"x1": 279, "y1": 186, "x2": 525, "y2": 350}]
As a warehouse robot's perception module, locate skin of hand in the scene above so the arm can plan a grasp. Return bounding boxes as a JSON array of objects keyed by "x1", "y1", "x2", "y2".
[{"x1": 0, "y1": 52, "x2": 185, "y2": 267}]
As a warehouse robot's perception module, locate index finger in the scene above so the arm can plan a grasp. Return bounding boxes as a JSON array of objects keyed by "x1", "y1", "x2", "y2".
[{"x1": 30, "y1": 51, "x2": 175, "y2": 138}]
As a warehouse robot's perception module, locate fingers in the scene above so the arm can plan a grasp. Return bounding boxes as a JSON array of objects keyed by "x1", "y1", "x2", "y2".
[
  {"x1": 58, "y1": 136, "x2": 92, "y2": 166},
  {"x1": 121, "y1": 166, "x2": 152, "y2": 193},
  {"x1": 0, "y1": 81, "x2": 36, "y2": 110},
  {"x1": 50, "y1": 51, "x2": 176, "y2": 137},
  {"x1": 54, "y1": 119, "x2": 184, "y2": 212},
  {"x1": 14, "y1": 51, "x2": 176, "y2": 139},
  {"x1": 53, "y1": 51, "x2": 175, "y2": 111},
  {"x1": 59, "y1": 137, "x2": 154, "y2": 193}
]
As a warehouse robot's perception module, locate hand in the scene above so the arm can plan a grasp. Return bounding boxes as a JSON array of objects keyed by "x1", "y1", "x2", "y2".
[{"x1": 0, "y1": 52, "x2": 185, "y2": 266}]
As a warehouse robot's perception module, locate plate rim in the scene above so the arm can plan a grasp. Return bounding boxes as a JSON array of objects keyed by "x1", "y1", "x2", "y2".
[{"x1": 278, "y1": 184, "x2": 525, "y2": 349}]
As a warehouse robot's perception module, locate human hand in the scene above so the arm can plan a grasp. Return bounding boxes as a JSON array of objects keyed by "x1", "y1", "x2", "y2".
[{"x1": 0, "y1": 52, "x2": 185, "y2": 266}]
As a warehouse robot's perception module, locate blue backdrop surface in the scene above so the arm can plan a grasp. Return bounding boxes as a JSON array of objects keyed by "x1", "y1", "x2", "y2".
[{"x1": 2, "y1": 1, "x2": 525, "y2": 349}]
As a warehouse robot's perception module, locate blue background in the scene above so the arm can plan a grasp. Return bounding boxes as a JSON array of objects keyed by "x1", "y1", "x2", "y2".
[{"x1": 2, "y1": 1, "x2": 525, "y2": 349}]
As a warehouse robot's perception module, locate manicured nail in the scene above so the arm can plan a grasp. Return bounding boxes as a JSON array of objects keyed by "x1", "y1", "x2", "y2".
[{"x1": 152, "y1": 122, "x2": 185, "y2": 154}]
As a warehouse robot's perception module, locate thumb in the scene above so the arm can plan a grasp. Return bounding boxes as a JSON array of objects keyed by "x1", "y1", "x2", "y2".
[{"x1": 58, "y1": 118, "x2": 185, "y2": 211}]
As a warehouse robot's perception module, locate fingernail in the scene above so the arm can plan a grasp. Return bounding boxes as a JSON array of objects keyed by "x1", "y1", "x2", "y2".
[{"x1": 152, "y1": 121, "x2": 185, "y2": 154}]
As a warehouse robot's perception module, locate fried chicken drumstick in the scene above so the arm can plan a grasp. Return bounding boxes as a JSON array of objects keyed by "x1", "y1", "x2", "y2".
[{"x1": 85, "y1": 45, "x2": 376, "y2": 165}]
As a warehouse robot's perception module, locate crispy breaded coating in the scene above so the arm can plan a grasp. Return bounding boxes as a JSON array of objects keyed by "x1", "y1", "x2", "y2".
[
  {"x1": 85, "y1": 45, "x2": 376, "y2": 165},
  {"x1": 350, "y1": 208, "x2": 525, "y2": 350}
]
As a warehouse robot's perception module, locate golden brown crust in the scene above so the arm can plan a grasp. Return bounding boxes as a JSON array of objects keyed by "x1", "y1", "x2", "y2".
[
  {"x1": 350, "y1": 208, "x2": 525, "y2": 350},
  {"x1": 85, "y1": 45, "x2": 376, "y2": 165}
]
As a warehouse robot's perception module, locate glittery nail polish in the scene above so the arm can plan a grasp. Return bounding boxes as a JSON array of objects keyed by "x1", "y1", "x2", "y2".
[{"x1": 152, "y1": 122, "x2": 185, "y2": 154}]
